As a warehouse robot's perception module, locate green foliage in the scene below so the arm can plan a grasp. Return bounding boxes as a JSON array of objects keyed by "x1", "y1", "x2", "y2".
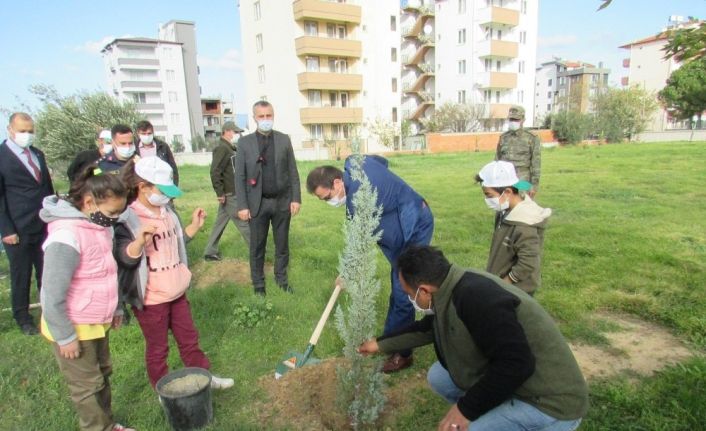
[
  {"x1": 172, "y1": 136, "x2": 185, "y2": 153},
  {"x1": 663, "y1": 21, "x2": 706, "y2": 63},
  {"x1": 591, "y1": 86, "x2": 658, "y2": 142},
  {"x1": 658, "y1": 57, "x2": 706, "y2": 121},
  {"x1": 190, "y1": 135, "x2": 207, "y2": 152},
  {"x1": 334, "y1": 155, "x2": 386, "y2": 429},
  {"x1": 30, "y1": 85, "x2": 143, "y2": 168},
  {"x1": 367, "y1": 118, "x2": 398, "y2": 149},
  {"x1": 231, "y1": 301, "x2": 275, "y2": 328},
  {"x1": 550, "y1": 110, "x2": 592, "y2": 144},
  {"x1": 421, "y1": 102, "x2": 486, "y2": 133}
]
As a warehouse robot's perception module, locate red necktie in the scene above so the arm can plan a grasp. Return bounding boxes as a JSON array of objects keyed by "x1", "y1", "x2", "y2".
[{"x1": 23, "y1": 148, "x2": 41, "y2": 182}]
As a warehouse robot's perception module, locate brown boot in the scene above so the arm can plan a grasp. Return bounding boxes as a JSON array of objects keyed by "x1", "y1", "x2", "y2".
[{"x1": 382, "y1": 353, "x2": 413, "y2": 373}]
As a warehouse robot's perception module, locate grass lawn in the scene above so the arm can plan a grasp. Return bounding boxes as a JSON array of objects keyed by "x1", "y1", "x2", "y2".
[{"x1": 0, "y1": 141, "x2": 705, "y2": 430}]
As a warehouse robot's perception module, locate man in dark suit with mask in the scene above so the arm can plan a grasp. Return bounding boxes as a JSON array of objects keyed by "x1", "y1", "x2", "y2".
[{"x1": 235, "y1": 101, "x2": 301, "y2": 296}]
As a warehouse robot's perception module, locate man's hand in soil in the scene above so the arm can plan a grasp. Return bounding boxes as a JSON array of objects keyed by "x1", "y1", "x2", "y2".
[
  {"x1": 357, "y1": 338, "x2": 379, "y2": 356},
  {"x1": 438, "y1": 404, "x2": 469, "y2": 431},
  {"x1": 59, "y1": 340, "x2": 81, "y2": 359}
]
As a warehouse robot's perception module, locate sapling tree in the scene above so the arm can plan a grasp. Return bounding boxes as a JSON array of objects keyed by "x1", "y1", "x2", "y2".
[{"x1": 334, "y1": 155, "x2": 386, "y2": 429}]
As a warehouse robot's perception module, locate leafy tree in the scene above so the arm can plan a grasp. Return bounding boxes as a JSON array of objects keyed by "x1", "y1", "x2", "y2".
[
  {"x1": 30, "y1": 85, "x2": 143, "y2": 166},
  {"x1": 550, "y1": 110, "x2": 592, "y2": 144},
  {"x1": 171, "y1": 136, "x2": 185, "y2": 153},
  {"x1": 190, "y1": 135, "x2": 207, "y2": 152},
  {"x1": 658, "y1": 57, "x2": 706, "y2": 123},
  {"x1": 367, "y1": 118, "x2": 398, "y2": 149},
  {"x1": 591, "y1": 86, "x2": 658, "y2": 142},
  {"x1": 663, "y1": 22, "x2": 706, "y2": 62},
  {"x1": 335, "y1": 155, "x2": 385, "y2": 429},
  {"x1": 421, "y1": 102, "x2": 486, "y2": 133}
]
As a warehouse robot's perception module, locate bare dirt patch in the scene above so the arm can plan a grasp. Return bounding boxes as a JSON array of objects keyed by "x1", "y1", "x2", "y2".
[
  {"x1": 190, "y1": 259, "x2": 273, "y2": 289},
  {"x1": 570, "y1": 312, "x2": 695, "y2": 380}
]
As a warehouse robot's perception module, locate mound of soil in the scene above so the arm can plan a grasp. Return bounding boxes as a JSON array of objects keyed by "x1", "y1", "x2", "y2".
[{"x1": 190, "y1": 259, "x2": 273, "y2": 289}]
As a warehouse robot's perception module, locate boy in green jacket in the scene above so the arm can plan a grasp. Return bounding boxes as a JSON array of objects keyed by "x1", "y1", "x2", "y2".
[{"x1": 476, "y1": 161, "x2": 551, "y2": 295}]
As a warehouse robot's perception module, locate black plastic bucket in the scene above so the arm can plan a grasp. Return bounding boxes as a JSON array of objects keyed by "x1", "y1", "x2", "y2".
[{"x1": 156, "y1": 367, "x2": 213, "y2": 431}]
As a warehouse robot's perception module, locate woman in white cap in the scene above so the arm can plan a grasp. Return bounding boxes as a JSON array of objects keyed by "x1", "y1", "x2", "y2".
[{"x1": 476, "y1": 160, "x2": 552, "y2": 295}]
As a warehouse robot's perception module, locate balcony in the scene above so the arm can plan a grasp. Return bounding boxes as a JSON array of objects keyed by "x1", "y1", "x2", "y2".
[
  {"x1": 295, "y1": 36, "x2": 362, "y2": 58},
  {"x1": 300, "y1": 107, "x2": 363, "y2": 124},
  {"x1": 293, "y1": 0, "x2": 361, "y2": 24},
  {"x1": 117, "y1": 58, "x2": 160, "y2": 69},
  {"x1": 120, "y1": 81, "x2": 162, "y2": 90},
  {"x1": 477, "y1": 72, "x2": 517, "y2": 89},
  {"x1": 407, "y1": 101, "x2": 434, "y2": 121},
  {"x1": 297, "y1": 72, "x2": 363, "y2": 91},
  {"x1": 135, "y1": 103, "x2": 165, "y2": 111},
  {"x1": 477, "y1": 39, "x2": 518, "y2": 58},
  {"x1": 478, "y1": 6, "x2": 520, "y2": 27},
  {"x1": 484, "y1": 103, "x2": 513, "y2": 119},
  {"x1": 403, "y1": 72, "x2": 433, "y2": 93}
]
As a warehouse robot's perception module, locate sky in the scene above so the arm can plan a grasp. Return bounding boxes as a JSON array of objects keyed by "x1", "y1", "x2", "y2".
[{"x1": 0, "y1": 0, "x2": 702, "y2": 139}]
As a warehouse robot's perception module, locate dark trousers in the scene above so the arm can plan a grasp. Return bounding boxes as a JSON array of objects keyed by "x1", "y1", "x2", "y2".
[
  {"x1": 53, "y1": 335, "x2": 114, "y2": 431},
  {"x1": 249, "y1": 197, "x2": 291, "y2": 289},
  {"x1": 203, "y1": 194, "x2": 251, "y2": 256},
  {"x1": 132, "y1": 294, "x2": 210, "y2": 388},
  {"x1": 380, "y1": 205, "x2": 434, "y2": 357},
  {"x1": 4, "y1": 234, "x2": 44, "y2": 325}
]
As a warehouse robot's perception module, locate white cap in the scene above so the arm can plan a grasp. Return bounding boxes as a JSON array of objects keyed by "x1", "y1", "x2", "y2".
[
  {"x1": 478, "y1": 161, "x2": 532, "y2": 191},
  {"x1": 135, "y1": 156, "x2": 182, "y2": 198},
  {"x1": 99, "y1": 130, "x2": 111, "y2": 140}
]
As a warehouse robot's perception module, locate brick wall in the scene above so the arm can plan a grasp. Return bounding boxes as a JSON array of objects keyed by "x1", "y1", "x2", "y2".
[{"x1": 426, "y1": 129, "x2": 555, "y2": 153}]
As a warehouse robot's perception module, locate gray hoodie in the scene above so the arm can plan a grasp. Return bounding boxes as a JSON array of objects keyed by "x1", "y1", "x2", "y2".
[
  {"x1": 486, "y1": 196, "x2": 552, "y2": 295},
  {"x1": 38, "y1": 196, "x2": 121, "y2": 345}
]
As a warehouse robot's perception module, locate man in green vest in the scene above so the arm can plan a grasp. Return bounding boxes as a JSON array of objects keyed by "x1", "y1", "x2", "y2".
[{"x1": 358, "y1": 245, "x2": 588, "y2": 431}]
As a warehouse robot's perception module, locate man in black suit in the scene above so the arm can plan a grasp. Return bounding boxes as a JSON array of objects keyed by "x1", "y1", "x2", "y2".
[
  {"x1": 0, "y1": 112, "x2": 55, "y2": 335},
  {"x1": 235, "y1": 101, "x2": 301, "y2": 296}
]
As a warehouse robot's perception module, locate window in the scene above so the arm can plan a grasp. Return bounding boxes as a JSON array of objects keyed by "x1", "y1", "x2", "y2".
[
  {"x1": 496, "y1": 60, "x2": 501, "y2": 71},
  {"x1": 392, "y1": 78, "x2": 398, "y2": 92},
  {"x1": 485, "y1": 27, "x2": 491, "y2": 40},
  {"x1": 390, "y1": 16, "x2": 396, "y2": 31},
  {"x1": 309, "y1": 124, "x2": 323, "y2": 140},
  {"x1": 458, "y1": 60, "x2": 466, "y2": 74},
  {"x1": 484, "y1": 58, "x2": 492, "y2": 72},
  {"x1": 518, "y1": 61, "x2": 525, "y2": 73},
  {"x1": 132, "y1": 93, "x2": 146, "y2": 104},
  {"x1": 304, "y1": 21, "x2": 318, "y2": 36},
  {"x1": 255, "y1": 34, "x2": 263, "y2": 52},
  {"x1": 484, "y1": 90, "x2": 491, "y2": 103},
  {"x1": 340, "y1": 92, "x2": 348, "y2": 107},
  {"x1": 163, "y1": 47, "x2": 173, "y2": 58},
  {"x1": 391, "y1": 48, "x2": 397, "y2": 62},
  {"x1": 173, "y1": 134, "x2": 183, "y2": 144},
  {"x1": 166, "y1": 69, "x2": 175, "y2": 81},
  {"x1": 458, "y1": 28, "x2": 466, "y2": 44},
  {"x1": 521, "y1": 0, "x2": 527, "y2": 14},
  {"x1": 171, "y1": 113, "x2": 180, "y2": 124},
  {"x1": 457, "y1": 90, "x2": 466, "y2": 104},
  {"x1": 328, "y1": 58, "x2": 347, "y2": 73},
  {"x1": 548, "y1": 78, "x2": 553, "y2": 86},
  {"x1": 258, "y1": 65, "x2": 266, "y2": 83},
  {"x1": 547, "y1": 91, "x2": 552, "y2": 99},
  {"x1": 495, "y1": 91, "x2": 500, "y2": 103},
  {"x1": 308, "y1": 90, "x2": 322, "y2": 107},
  {"x1": 337, "y1": 24, "x2": 347, "y2": 39},
  {"x1": 254, "y1": 1, "x2": 261, "y2": 20},
  {"x1": 458, "y1": 0, "x2": 467, "y2": 14},
  {"x1": 306, "y1": 56, "x2": 320, "y2": 72},
  {"x1": 517, "y1": 90, "x2": 524, "y2": 103},
  {"x1": 497, "y1": 29, "x2": 502, "y2": 40},
  {"x1": 547, "y1": 104, "x2": 551, "y2": 111},
  {"x1": 328, "y1": 23, "x2": 346, "y2": 39},
  {"x1": 392, "y1": 107, "x2": 398, "y2": 123},
  {"x1": 168, "y1": 91, "x2": 178, "y2": 102},
  {"x1": 329, "y1": 92, "x2": 338, "y2": 107},
  {"x1": 327, "y1": 23, "x2": 335, "y2": 38},
  {"x1": 520, "y1": 31, "x2": 527, "y2": 44}
]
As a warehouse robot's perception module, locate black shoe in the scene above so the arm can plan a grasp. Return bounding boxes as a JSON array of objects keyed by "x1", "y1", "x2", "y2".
[
  {"x1": 20, "y1": 323, "x2": 38, "y2": 336},
  {"x1": 278, "y1": 283, "x2": 294, "y2": 294},
  {"x1": 204, "y1": 254, "x2": 222, "y2": 262},
  {"x1": 254, "y1": 288, "x2": 266, "y2": 297}
]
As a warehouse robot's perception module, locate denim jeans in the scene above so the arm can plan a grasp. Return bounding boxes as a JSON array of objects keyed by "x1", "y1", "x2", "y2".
[{"x1": 427, "y1": 361, "x2": 582, "y2": 431}]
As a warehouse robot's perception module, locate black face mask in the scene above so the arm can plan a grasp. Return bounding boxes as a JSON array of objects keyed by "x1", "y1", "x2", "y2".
[{"x1": 89, "y1": 210, "x2": 119, "y2": 227}]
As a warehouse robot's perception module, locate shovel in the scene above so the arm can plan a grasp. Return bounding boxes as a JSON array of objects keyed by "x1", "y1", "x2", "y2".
[{"x1": 275, "y1": 280, "x2": 343, "y2": 379}]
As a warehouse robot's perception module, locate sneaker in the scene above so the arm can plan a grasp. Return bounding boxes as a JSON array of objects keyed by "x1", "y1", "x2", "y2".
[
  {"x1": 204, "y1": 254, "x2": 222, "y2": 262},
  {"x1": 112, "y1": 424, "x2": 136, "y2": 431},
  {"x1": 210, "y1": 375, "x2": 234, "y2": 390}
]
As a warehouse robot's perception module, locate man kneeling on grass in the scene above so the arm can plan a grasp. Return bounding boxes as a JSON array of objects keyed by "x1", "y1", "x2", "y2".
[{"x1": 358, "y1": 245, "x2": 588, "y2": 431}]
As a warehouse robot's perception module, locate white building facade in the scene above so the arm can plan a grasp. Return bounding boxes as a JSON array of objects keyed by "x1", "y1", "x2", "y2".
[
  {"x1": 239, "y1": 0, "x2": 401, "y2": 157},
  {"x1": 402, "y1": 0, "x2": 539, "y2": 133}
]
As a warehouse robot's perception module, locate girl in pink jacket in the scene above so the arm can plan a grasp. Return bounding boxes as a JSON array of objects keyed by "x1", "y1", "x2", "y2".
[{"x1": 39, "y1": 166, "x2": 135, "y2": 431}]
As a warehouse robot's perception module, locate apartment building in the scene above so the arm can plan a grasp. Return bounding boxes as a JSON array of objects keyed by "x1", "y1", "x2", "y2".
[
  {"x1": 102, "y1": 21, "x2": 204, "y2": 151},
  {"x1": 402, "y1": 0, "x2": 538, "y2": 133},
  {"x1": 202, "y1": 98, "x2": 237, "y2": 140},
  {"x1": 620, "y1": 16, "x2": 702, "y2": 131},
  {"x1": 239, "y1": 0, "x2": 401, "y2": 157},
  {"x1": 534, "y1": 59, "x2": 609, "y2": 124}
]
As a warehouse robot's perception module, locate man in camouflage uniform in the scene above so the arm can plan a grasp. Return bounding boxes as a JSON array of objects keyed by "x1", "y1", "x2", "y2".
[{"x1": 495, "y1": 106, "x2": 541, "y2": 197}]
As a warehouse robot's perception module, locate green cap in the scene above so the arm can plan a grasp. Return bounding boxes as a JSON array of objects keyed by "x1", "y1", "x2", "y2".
[{"x1": 508, "y1": 105, "x2": 525, "y2": 120}]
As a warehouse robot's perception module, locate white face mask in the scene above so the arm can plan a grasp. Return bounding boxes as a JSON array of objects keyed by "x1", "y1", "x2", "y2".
[
  {"x1": 326, "y1": 187, "x2": 346, "y2": 207},
  {"x1": 116, "y1": 144, "x2": 135, "y2": 159},
  {"x1": 257, "y1": 119, "x2": 274, "y2": 133},
  {"x1": 139, "y1": 134, "x2": 154, "y2": 145},
  {"x1": 13, "y1": 132, "x2": 34, "y2": 148},
  {"x1": 409, "y1": 288, "x2": 434, "y2": 315},
  {"x1": 508, "y1": 121, "x2": 521, "y2": 131},
  {"x1": 485, "y1": 191, "x2": 509, "y2": 212},
  {"x1": 229, "y1": 134, "x2": 239, "y2": 145},
  {"x1": 147, "y1": 192, "x2": 171, "y2": 207},
  {"x1": 102, "y1": 144, "x2": 113, "y2": 154}
]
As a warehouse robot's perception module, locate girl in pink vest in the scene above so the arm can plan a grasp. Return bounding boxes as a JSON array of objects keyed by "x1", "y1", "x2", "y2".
[
  {"x1": 114, "y1": 157, "x2": 233, "y2": 392},
  {"x1": 39, "y1": 166, "x2": 135, "y2": 431}
]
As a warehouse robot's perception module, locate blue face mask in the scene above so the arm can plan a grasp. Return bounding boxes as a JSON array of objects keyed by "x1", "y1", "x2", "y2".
[{"x1": 257, "y1": 119, "x2": 274, "y2": 133}]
